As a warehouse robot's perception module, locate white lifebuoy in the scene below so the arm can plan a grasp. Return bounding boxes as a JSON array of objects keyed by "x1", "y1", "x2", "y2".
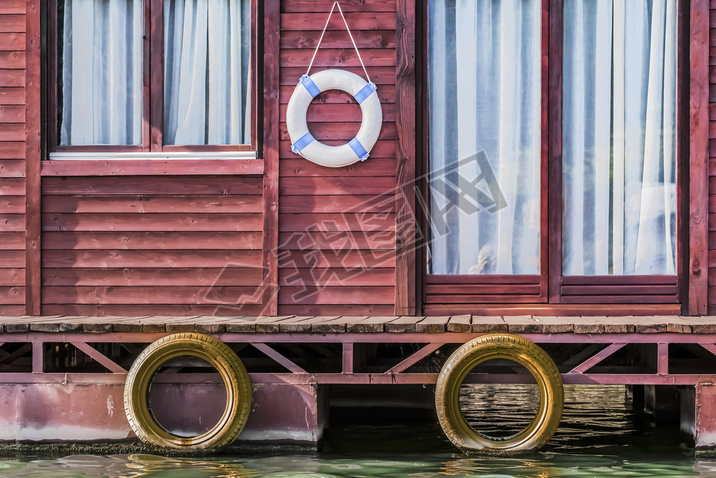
[{"x1": 286, "y1": 69, "x2": 382, "y2": 168}]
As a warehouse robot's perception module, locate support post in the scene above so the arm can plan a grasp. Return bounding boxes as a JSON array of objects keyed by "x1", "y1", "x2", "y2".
[{"x1": 695, "y1": 382, "x2": 716, "y2": 454}]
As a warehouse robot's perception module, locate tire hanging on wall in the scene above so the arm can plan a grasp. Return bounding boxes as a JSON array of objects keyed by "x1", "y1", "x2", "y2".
[
  {"x1": 435, "y1": 334, "x2": 563, "y2": 454},
  {"x1": 124, "y1": 333, "x2": 252, "y2": 450}
]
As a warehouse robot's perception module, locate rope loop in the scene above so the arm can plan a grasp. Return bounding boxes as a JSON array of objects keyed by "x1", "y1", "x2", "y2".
[{"x1": 305, "y1": 1, "x2": 371, "y2": 84}]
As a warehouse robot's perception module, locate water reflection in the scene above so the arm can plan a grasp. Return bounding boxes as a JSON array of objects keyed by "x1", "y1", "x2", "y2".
[{"x1": 0, "y1": 386, "x2": 705, "y2": 477}]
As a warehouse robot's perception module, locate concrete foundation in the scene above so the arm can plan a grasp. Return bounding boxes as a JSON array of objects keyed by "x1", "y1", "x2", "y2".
[
  {"x1": 676, "y1": 382, "x2": 716, "y2": 455},
  {"x1": 0, "y1": 381, "x2": 326, "y2": 447},
  {"x1": 695, "y1": 382, "x2": 716, "y2": 454}
]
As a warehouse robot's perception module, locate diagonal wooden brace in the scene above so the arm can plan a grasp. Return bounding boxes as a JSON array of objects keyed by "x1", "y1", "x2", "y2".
[
  {"x1": 386, "y1": 343, "x2": 442, "y2": 375},
  {"x1": 252, "y1": 343, "x2": 307, "y2": 374},
  {"x1": 71, "y1": 342, "x2": 127, "y2": 374},
  {"x1": 568, "y1": 343, "x2": 626, "y2": 375},
  {"x1": 0, "y1": 343, "x2": 32, "y2": 367}
]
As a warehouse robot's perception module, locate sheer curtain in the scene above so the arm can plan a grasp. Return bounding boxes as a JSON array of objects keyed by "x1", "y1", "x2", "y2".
[
  {"x1": 428, "y1": 0, "x2": 541, "y2": 275},
  {"x1": 164, "y1": 0, "x2": 251, "y2": 145},
  {"x1": 562, "y1": 0, "x2": 677, "y2": 276},
  {"x1": 60, "y1": 0, "x2": 143, "y2": 145}
]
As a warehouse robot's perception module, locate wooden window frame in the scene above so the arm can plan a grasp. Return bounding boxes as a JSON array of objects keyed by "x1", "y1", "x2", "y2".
[
  {"x1": 415, "y1": 0, "x2": 690, "y2": 315},
  {"x1": 45, "y1": 0, "x2": 260, "y2": 155}
]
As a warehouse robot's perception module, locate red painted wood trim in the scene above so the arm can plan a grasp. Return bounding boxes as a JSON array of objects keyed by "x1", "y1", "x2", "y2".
[
  {"x1": 677, "y1": 0, "x2": 687, "y2": 309},
  {"x1": 25, "y1": 0, "x2": 41, "y2": 315},
  {"x1": 548, "y1": 0, "x2": 563, "y2": 303},
  {"x1": 47, "y1": 0, "x2": 58, "y2": 154},
  {"x1": 262, "y1": 0, "x2": 280, "y2": 316},
  {"x1": 561, "y1": 285, "x2": 678, "y2": 296},
  {"x1": 53, "y1": 145, "x2": 145, "y2": 153},
  {"x1": 423, "y1": 304, "x2": 682, "y2": 317},
  {"x1": 426, "y1": 275, "x2": 540, "y2": 285},
  {"x1": 250, "y1": 0, "x2": 261, "y2": 152},
  {"x1": 142, "y1": 0, "x2": 152, "y2": 151},
  {"x1": 40, "y1": 159, "x2": 264, "y2": 176},
  {"x1": 416, "y1": 0, "x2": 428, "y2": 315},
  {"x1": 539, "y1": 0, "x2": 550, "y2": 302},
  {"x1": 282, "y1": 1, "x2": 396, "y2": 13},
  {"x1": 395, "y1": 0, "x2": 416, "y2": 316},
  {"x1": 561, "y1": 275, "x2": 678, "y2": 286},
  {"x1": 149, "y1": 0, "x2": 163, "y2": 151},
  {"x1": 689, "y1": 0, "x2": 709, "y2": 315},
  {"x1": 159, "y1": 145, "x2": 255, "y2": 152}
]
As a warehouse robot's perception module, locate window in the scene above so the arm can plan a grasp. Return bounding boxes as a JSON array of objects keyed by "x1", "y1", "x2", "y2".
[
  {"x1": 425, "y1": 0, "x2": 680, "y2": 308},
  {"x1": 561, "y1": 0, "x2": 677, "y2": 276},
  {"x1": 50, "y1": 0, "x2": 255, "y2": 152},
  {"x1": 428, "y1": 0, "x2": 542, "y2": 276}
]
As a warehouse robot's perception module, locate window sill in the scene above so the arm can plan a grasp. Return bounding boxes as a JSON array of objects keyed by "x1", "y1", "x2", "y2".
[{"x1": 42, "y1": 151, "x2": 262, "y2": 176}]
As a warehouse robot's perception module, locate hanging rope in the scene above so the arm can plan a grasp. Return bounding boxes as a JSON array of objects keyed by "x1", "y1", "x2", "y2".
[{"x1": 305, "y1": 1, "x2": 372, "y2": 84}]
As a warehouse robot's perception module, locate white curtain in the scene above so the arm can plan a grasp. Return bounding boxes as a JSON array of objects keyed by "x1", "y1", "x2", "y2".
[
  {"x1": 562, "y1": 0, "x2": 677, "y2": 275},
  {"x1": 164, "y1": 0, "x2": 250, "y2": 145},
  {"x1": 60, "y1": 0, "x2": 143, "y2": 145},
  {"x1": 428, "y1": 0, "x2": 541, "y2": 275}
]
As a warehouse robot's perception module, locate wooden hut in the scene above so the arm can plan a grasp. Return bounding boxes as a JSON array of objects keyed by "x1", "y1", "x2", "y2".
[{"x1": 0, "y1": 0, "x2": 715, "y2": 454}]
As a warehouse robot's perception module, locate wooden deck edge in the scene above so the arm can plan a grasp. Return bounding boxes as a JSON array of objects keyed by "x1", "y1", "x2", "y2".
[{"x1": 0, "y1": 315, "x2": 714, "y2": 334}]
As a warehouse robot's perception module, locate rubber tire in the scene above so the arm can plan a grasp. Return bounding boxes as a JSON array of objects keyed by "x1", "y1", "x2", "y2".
[
  {"x1": 435, "y1": 334, "x2": 563, "y2": 454},
  {"x1": 124, "y1": 333, "x2": 252, "y2": 450}
]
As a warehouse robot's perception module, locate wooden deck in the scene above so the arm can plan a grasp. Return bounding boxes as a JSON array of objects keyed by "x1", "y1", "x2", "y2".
[{"x1": 0, "y1": 315, "x2": 715, "y2": 334}]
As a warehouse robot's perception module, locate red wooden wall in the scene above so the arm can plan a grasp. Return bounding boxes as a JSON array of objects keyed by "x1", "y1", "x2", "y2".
[
  {"x1": 0, "y1": 0, "x2": 711, "y2": 317},
  {"x1": 277, "y1": 0, "x2": 398, "y2": 315},
  {"x1": 0, "y1": 0, "x2": 26, "y2": 315},
  {"x1": 39, "y1": 174, "x2": 264, "y2": 315}
]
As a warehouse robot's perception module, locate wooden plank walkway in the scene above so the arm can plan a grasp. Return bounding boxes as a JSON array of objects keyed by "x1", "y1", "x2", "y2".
[{"x1": 0, "y1": 315, "x2": 714, "y2": 334}]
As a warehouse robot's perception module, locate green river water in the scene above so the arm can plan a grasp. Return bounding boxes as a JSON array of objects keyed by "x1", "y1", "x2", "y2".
[{"x1": 0, "y1": 385, "x2": 712, "y2": 477}]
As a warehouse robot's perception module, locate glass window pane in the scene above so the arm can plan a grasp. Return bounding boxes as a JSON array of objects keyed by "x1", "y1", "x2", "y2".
[
  {"x1": 427, "y1": 0, "x2": 542, "y2": 275},
  {"x1": 164, "y1": 0, "x2": 251, "y2": 145},
  {"x1": 562, "y1": 0, "x2": 677, "y2": 276},
  {"x1": 59, "y1": 0, "x2": 143, "y2": 146}
]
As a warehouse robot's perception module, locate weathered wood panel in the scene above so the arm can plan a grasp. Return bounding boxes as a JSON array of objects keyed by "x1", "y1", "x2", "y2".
[
  {"x1": 0, "y1": 87, "x2": 24, "y2": 104},
  {"x1": 41, "y1": 176, "x2": 265, "y2": 315},
  {"x1": 395, "y1": 0, "x2": 416, "y2": 314},
  {"x1": 281, "y1": 1, "x2": 395, "y2": 13},
  {"x1": 0, "y1": 5, "x2": 25, "y2": 312},
  {"x1": 41, "y1": 231, "x2": 262, "y2": 250},
  {"x1": 43, "y1": 268, "x2": 263, "y2": 286},
  {"x1": 281, "y1": 66, "x2": 395, "y2": 85},
  {"x1": 41, "y1": 304, "x2": 265, "y2": 316},
  {"x1": 706, "y1": 0, "x2": 716, "y2": 314},
  {"x1": 280, "y1": 30, "x2": 396, "y2": 50},
  {"x1": 0, "y1": 15, "x2": 25, "y2": 32},
  {"x1": 278, "y1": 0, "x2": 398, "y2": 319}
]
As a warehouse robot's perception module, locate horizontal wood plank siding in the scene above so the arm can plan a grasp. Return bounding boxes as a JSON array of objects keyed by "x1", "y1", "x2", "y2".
[
  {"x1": 424, "y1": 275, "x2": 543, "y2": 315},
  {"x1": 41, "y1": 176, "x2": 264, "y2": 316},
  {"x1": 0, "y1": 2, "x2": 25, "y2": 314},
  {"x1": 708, "y1": 0, "x2": 716, "y2": 313},
  {"x1": 277, "y1": 0, "x2": 398, "y2": 316}
]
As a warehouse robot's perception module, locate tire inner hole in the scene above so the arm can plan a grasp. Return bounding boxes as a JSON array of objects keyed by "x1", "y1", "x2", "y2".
[
  {"x1": 460, "y1": 359, "x2": 540, "y2": 439},
  {"x1": 148, "y1": 356, "x2": 227, "y2": 438}
]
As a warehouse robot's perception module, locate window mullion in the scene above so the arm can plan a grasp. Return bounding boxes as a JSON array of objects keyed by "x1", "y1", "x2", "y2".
[
  {"x1": 547, "y1": 0, "x2": 564, "y2": 303},
  {"x1": 148, "y1": 0, "x2": 164, "y2": 151}
]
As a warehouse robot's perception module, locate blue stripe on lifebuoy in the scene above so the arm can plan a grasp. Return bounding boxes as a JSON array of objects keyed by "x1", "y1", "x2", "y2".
[
  {"x1": 300, "y1": 75, "x2": 321, "y2": 98},
  {"x1": 348, "y1": 137, "x2": 369, "y2": 161},
  {"x1": 353, "y1": 82, "x2": 377, "y2": 104},
  {"x1": 292, "y1": 131, "x2": 315, "y2": 153}
]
